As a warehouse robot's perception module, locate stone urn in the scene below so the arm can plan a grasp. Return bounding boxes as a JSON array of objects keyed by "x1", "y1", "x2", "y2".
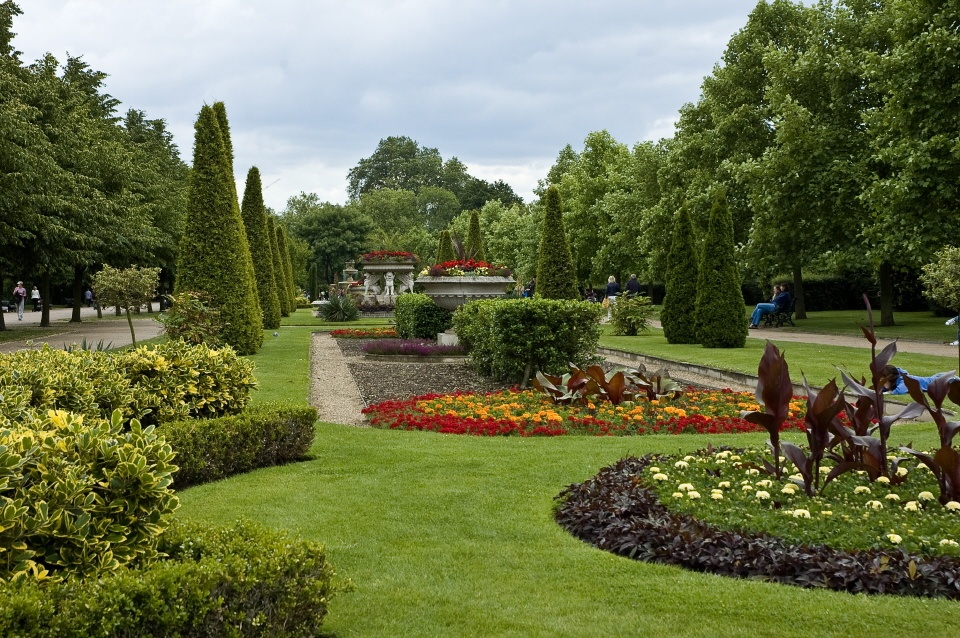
[{"x1": 416, "y1": 275, "x2": 515, "y2": 311}]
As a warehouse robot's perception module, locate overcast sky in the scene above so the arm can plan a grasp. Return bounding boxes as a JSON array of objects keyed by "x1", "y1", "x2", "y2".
[{"x1": 12, "y1": 0, "x2": 764, "y2": 210}]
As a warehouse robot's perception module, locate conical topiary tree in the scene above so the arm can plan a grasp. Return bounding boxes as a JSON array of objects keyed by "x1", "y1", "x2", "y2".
[
  {"x1": 176, "y1": 104, "x2": 263, "y2": 354},
  {"x1": 435, "y1": 229, "x2": 456, "y2": 264},
  {"x1": 660, "y1": 205, "x2": 700, "y2": 344},
  {"x1": 465, "y1": 209, "x2": 486, "y2": 262},
  {"x1": 277, "y1": 223, "x2": 296, "y2": 309},
  {"x1": 267, "y1": 215, "x2": 290, "y2": 316},
  {"x1": 241, "y1": 167, "x2": 281, "y2": 329},
  {"x1": 308, "y1": 262, "x2": 318, "y2": 300},
  {"x1": 535, "y1": 185, "x2": 579, "y2": 300},
  {"x1": 694, "y1": 190, "x2": 747, "y2": 348}
]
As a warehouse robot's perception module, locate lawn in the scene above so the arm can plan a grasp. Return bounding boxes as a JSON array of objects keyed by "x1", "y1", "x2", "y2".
[
  {"x1": 176, "y1": 319, "x2": 960, "y2": 637},
  {"x1": 770, "y1": 308, "x2": 958, "y2": 342},
  {"x1": 600, "y1": 328, "x2": 957, "y2": 389}
]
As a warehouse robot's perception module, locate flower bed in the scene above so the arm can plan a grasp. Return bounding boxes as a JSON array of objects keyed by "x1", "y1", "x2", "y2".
[
  {"x1": 361, "y1": 338, "x2": 465, "y2": 357},
  {"x1": 420, "y1": 259, "x2": 512, "y2": 277},
  {"x1": 360, "y1": 250, "x2": 416, "y2": 262},
  {"x1": 555, "y1": 454, "x2": 960, "y2": 599},
  {"x1": 363, "y1": 388, "x2": 808, "y2": 436},
  {"x1": 329, "y1": 327, "x2": 398, "y2": 338}
]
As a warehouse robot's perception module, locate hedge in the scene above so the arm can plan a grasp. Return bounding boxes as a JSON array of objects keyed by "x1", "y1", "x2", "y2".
[
  {"x1": 394, "y1": 293, "x2": 452, "y2": 339},
  {"x1": 166, "y1": 403, "x2": 317, "y2": 488},
  {"x1": 0, "y1": 519, "x2": 338, "y2": 637},
  {"x1": 452, "y1": 297, "x2": 602, "y2": 385}
]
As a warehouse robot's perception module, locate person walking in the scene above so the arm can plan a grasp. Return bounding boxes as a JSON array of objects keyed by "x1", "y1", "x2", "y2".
[
  {"x1": 11, "y1": 281, "x2": 26, "y2": 321},
  {"x1": 625, "y1": 274, "x2": 641, "y2": 297},
  {"x1": 30, "y1": 285, "x2": 40, "y2": 312},
  {"x1": 605, "y1": 275, "x2": 620, "y2": 321}
]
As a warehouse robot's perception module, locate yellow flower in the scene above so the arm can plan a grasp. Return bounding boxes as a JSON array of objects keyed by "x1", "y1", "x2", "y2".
[
  {"x1": 653, "y1": 473, "x2": 668, "y2": 481},
  {"x1": 687, "y1": 491, "x2": 701, "y2": 499},
  {"x1": 876, "y1": 476, "x2": 890, "y2": 484},
  {"x1": 674, "y1": 460, "x2": 688, "y2": 469},
  {"x1": 755, "y1": 490, "x2": 771, "y2": 500},
  {"x1": 904, "y1": 501, "x2": 919, "y2": 512},
  {"x1": 885, "y1": 493, "x2": 901, "y2": 502},
  {"x1": 946, "y1": 501, "x2": 960, "y2": 511},
  {"x1": 678, "y1": 483, "x2": 694, "y2": 491},
  {"x1": 742, "y1": 485, "x2": 754, "y2": 492},
  {"x1": 887, "y1": 533, "x2": 902, "y2": 544},
  {"x1": 854, "y1": 486, "x2": 871, "y2": 494},
  {"x1": 648, "y1": 467, "x2": 661, "y2": 473},
  {"x1": 918, "y1": 491, "x2": 935, "y2": 501},
  {"x1": 717, "y1": 481, "x2": 731, "y2": 489},
  {"x1": 756, "y1": 479, "x2": 773, "y2": 488},
  {"x1": 671, "y1": 492, "x2": 684, "y2": 499},
  {"x1": 939, "y1": 539, "x2": 959, "y2": 547},
  {"x1": 792, "y1": 509, "x2": 811, "y2": 518},
  {"x1": 711, "y1": 492, "x2": 724, "y2": 500},
  {"x1": 866, "y1": 500, "x2": 883, "y2": 510},
  {"x1": 820, "y1": 511, "x2": 833, "y2": 516},
  {"x1": 896, "y1": 467, "x2": 909, "y2": 477},
  {"x1": 781, "y1": 485, "x2": 798, "y2": 495}
]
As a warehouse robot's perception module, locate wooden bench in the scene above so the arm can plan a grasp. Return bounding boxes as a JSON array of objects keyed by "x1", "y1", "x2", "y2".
[{"x1": 763, "y1": 299, "x2": 795, "y2": 328}]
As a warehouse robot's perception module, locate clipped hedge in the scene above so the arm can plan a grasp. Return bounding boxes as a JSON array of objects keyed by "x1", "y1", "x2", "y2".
[
  {"x1": 166, "y1": 403, "x2": 317, "y2": 488},
  {"x1": 395, "y1": 293, "x2": 452, "y2": 339},
  {"x1": 0, "y1": 410, "x2": 178, "y2": 584},
  {"x1": 0, "y1": 342, "x2": 256, "y2": 427},
  {"x1": 556, "y1": 456, "x2": 960, "y2": 600},
  {"x1": 453, "y1": 298, "x2": 602, "y2": 384},
  {"x1": 0, "y1": 518, "x2": 338, "y2": 637}
]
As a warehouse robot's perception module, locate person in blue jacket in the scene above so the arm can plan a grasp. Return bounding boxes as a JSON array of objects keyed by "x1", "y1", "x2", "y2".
[
  {"x1": 749, "y1": 283, "x2": 792, "y2": 328},
  {"x1": 879, "y1": 364, "x2": 949, "y2": 395}
]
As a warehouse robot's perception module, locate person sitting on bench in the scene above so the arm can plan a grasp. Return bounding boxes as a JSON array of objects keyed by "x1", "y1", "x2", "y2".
[{"x1": 749, "y1": 283, "x2": 791, "y2": 329}]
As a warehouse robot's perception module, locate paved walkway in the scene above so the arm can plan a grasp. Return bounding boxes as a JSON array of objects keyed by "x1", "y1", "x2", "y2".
[{"x1": 0, "y1": 306, "x2": 163, "y2": 353}]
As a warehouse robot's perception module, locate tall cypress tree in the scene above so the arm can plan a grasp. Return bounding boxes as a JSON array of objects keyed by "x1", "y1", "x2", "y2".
[
  {"x1": 465, "y1": 209, "x2": 486, "y2": 261},
  {"x1": 535, "y1": 185, "x2": 579, "y2": 299},
  {"x1": 277, "y1": 224, "x2": 296, "y2": 309},
  {"x1": 176, "y1": 104, "x2": 262, "y2": 354},
  {"x1": 308, "y1": 262, "x2": 318, "y2": 300},
  {"x1": 660, "y1": 205, "x2": 700, "y2": 344},
  {"x1": 240, "y1": 166, "x2": 281, "y2": 329},
  {"x1": 267, "y1": 215, "x2": 290, "y2": 316},
  {"x1": 694, "y1": 190, "x2": 747, "y2": 348},
  {"x1": 435, "y1": 229, "x2": 456, "y2": 264}
]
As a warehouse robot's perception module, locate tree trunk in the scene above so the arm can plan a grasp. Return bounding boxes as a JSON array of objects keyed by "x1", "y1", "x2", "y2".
[
  {"x1": 40, "y1": 273, "x2": 51, "y2": 327},
  {"x1": 71, "y1": 265, "x2": 84, "y2": 323},
  {"x1": 792, "y1": 265, "x2": 806, "y2": 320},
  {"x1": 879, "y1": 261, "x2": 895, "y2": 326}
]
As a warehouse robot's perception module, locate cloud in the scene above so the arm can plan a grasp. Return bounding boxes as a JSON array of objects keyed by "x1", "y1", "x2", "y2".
[{"x1": 13, "y1": 0, "x2": 763, "y2": 210}]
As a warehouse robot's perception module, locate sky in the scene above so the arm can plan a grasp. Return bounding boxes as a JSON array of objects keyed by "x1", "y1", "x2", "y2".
[{"x1": 11, "y1": 0, "x2": 765, "y2": 211}]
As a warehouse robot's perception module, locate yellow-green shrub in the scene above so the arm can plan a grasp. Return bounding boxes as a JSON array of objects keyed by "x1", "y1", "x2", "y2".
[
  {"x1": 0, "y1": 410, "x2": 179, "y2": 584},
  {"x1": 117, "y1": 340, "x2": 257, "y2": 424},
  {"x1": 0, "y1": 347, "x2": 139, "y2": 423}
]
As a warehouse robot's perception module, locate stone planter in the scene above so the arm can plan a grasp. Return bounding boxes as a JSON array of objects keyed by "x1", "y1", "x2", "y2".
[
  {"x1": 358, "y1": 261, "x2": 416, "y2": 304},
  {"x1": 416, "y1": 275, "x2": 515, "y2": 311}
]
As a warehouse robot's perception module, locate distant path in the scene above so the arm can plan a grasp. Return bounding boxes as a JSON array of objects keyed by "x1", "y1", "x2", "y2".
[{"x1": 0, "y1": 306, "x2": 162, "y2": 353}]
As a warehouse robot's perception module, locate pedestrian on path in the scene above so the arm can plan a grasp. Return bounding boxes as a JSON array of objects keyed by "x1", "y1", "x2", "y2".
[
  {"x1": 11, "y1": 281, "x2": 26, "y2": 321},
  {"x1": 30, "y1": 286, "x2": 40, "y2": 312}
]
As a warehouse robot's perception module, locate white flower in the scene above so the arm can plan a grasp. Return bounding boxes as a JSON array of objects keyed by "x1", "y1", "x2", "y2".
[
  {"x1": 885, "y1": 493, "x2": 901, "y2": 502},
  {"x1": 718, "y1": 481, "x2": 731, "y2": 489},
  {"x1": 789, "y1": 474, "x2": 803, "y2": 481},
  {"x1": 756, "y1": 479, "x2": 773, "y2": 488},
  {"x1": 711, "y1": 492, "x2": 723, "y2": 500},
  {"x1": 866, "y1": 500, "x2": 883, "y2": 510},
  {"x1": 742, "y1": 485, "x2": 754, "y2": 492},
  {"x1": 854, "y1": 486, "x2": 871, "y2": 494},
  {"x1": 887, "y1": 533, "x2": 902, "y2": 544},
  {"x1": 671, "y1": 492, "x2": 684, "y2": 499},
  {"x1": 683, "y1": 455, "x2": 695, "y2": 462},
  {"x1": 792, "y1": 509, "x2": 811, "y2": 518},
  {"x1": 918, "y1": 491, "x2": 935, "y2": 501},
  {"x1": 648, "y1": 466, "x2": 661, "y2": 473},
  {"x1": 781, "y1": 485, "x2": 798, "y2": 494},
  {"x1": 940, "y1": 539, "x2": 959, "y2": 547},
  {"x1": 715, "y1": 451, "x2": 731, "y2": 459},
  {"x1": 730, "y1": 455, "x2": 741, "y2": 461},
  {"x1": 820, "y1": 510, "x2": 833, "y2": 516},
  {"x1": 711, "y1": 489, "x2": 723, "y2": 495},
  {"x1": 678, "y1": 483, "x2": 694, "y2": 491},
  {"x1": 653, "y1": 473, "x2": 668, "y2": 482},
  {"x1": 896, "y1": 467, "x2": 909, "y2": 477},
  {"x1": 746, "y1": 468, "x2": 760, "y2": 476},
  {"x1": 687, "y1": 491, "x2": 701, "y2": 499},
  {"x1": 946, "y1": 501, "x2": 960, "y2": 511},
  {"x1": 819, "y1": 466, "x2": 831, "y2": 474},
  {"x1": 674, "y1": 460, "x2": 689, "y2": 469},
  {"x1": 755, "y1": 490, "x2": 771, "y2": 500},
  {"x1": 876, "y1": 476, "x2": 890, "y2": 484},
  {"x1": 904, "y1": 501, "x2": 920, "y2": 512}
]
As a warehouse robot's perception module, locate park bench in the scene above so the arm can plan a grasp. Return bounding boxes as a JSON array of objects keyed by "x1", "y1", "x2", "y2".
[{"x1": 763, "y1": 299, "x2": 795, "y2": 328}]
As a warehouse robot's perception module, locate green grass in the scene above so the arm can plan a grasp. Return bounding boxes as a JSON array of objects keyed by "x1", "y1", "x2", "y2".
[
  {"x1": 773, "y1": 308, "x2": 958, "y2": 342},
  {"x1": 178, "y1": 425, "x2": 958, "y2": 638},
  {"x1": 600, "y1": 328, "x2": 957, "y2": 388},
  {"x1": 247, "y1": 325, "x2": 316, "y2": 404},
  {"x1": 281, "y1": 307, "x2": 394, "y2": 328},
  {"x1": 174, "y1": 324, "x2": 960, "y2": 637},
  {"x1": 0, "y1": 325, "x2": 64, "y2": 343}
]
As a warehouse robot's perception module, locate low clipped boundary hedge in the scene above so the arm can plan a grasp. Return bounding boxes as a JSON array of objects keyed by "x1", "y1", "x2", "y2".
[
  {"x1": 395, "y1": 293, "x2": 452, "y2": 339},
  {"x1": 166, "y1": 403, "x2": 317, "y2": 488},
  {"x1": 555, "y1": 456, "x2": 960, "y2": 600},
  {"x1": 0, "y1": 519, "x2": 338, "y2": 637}
]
